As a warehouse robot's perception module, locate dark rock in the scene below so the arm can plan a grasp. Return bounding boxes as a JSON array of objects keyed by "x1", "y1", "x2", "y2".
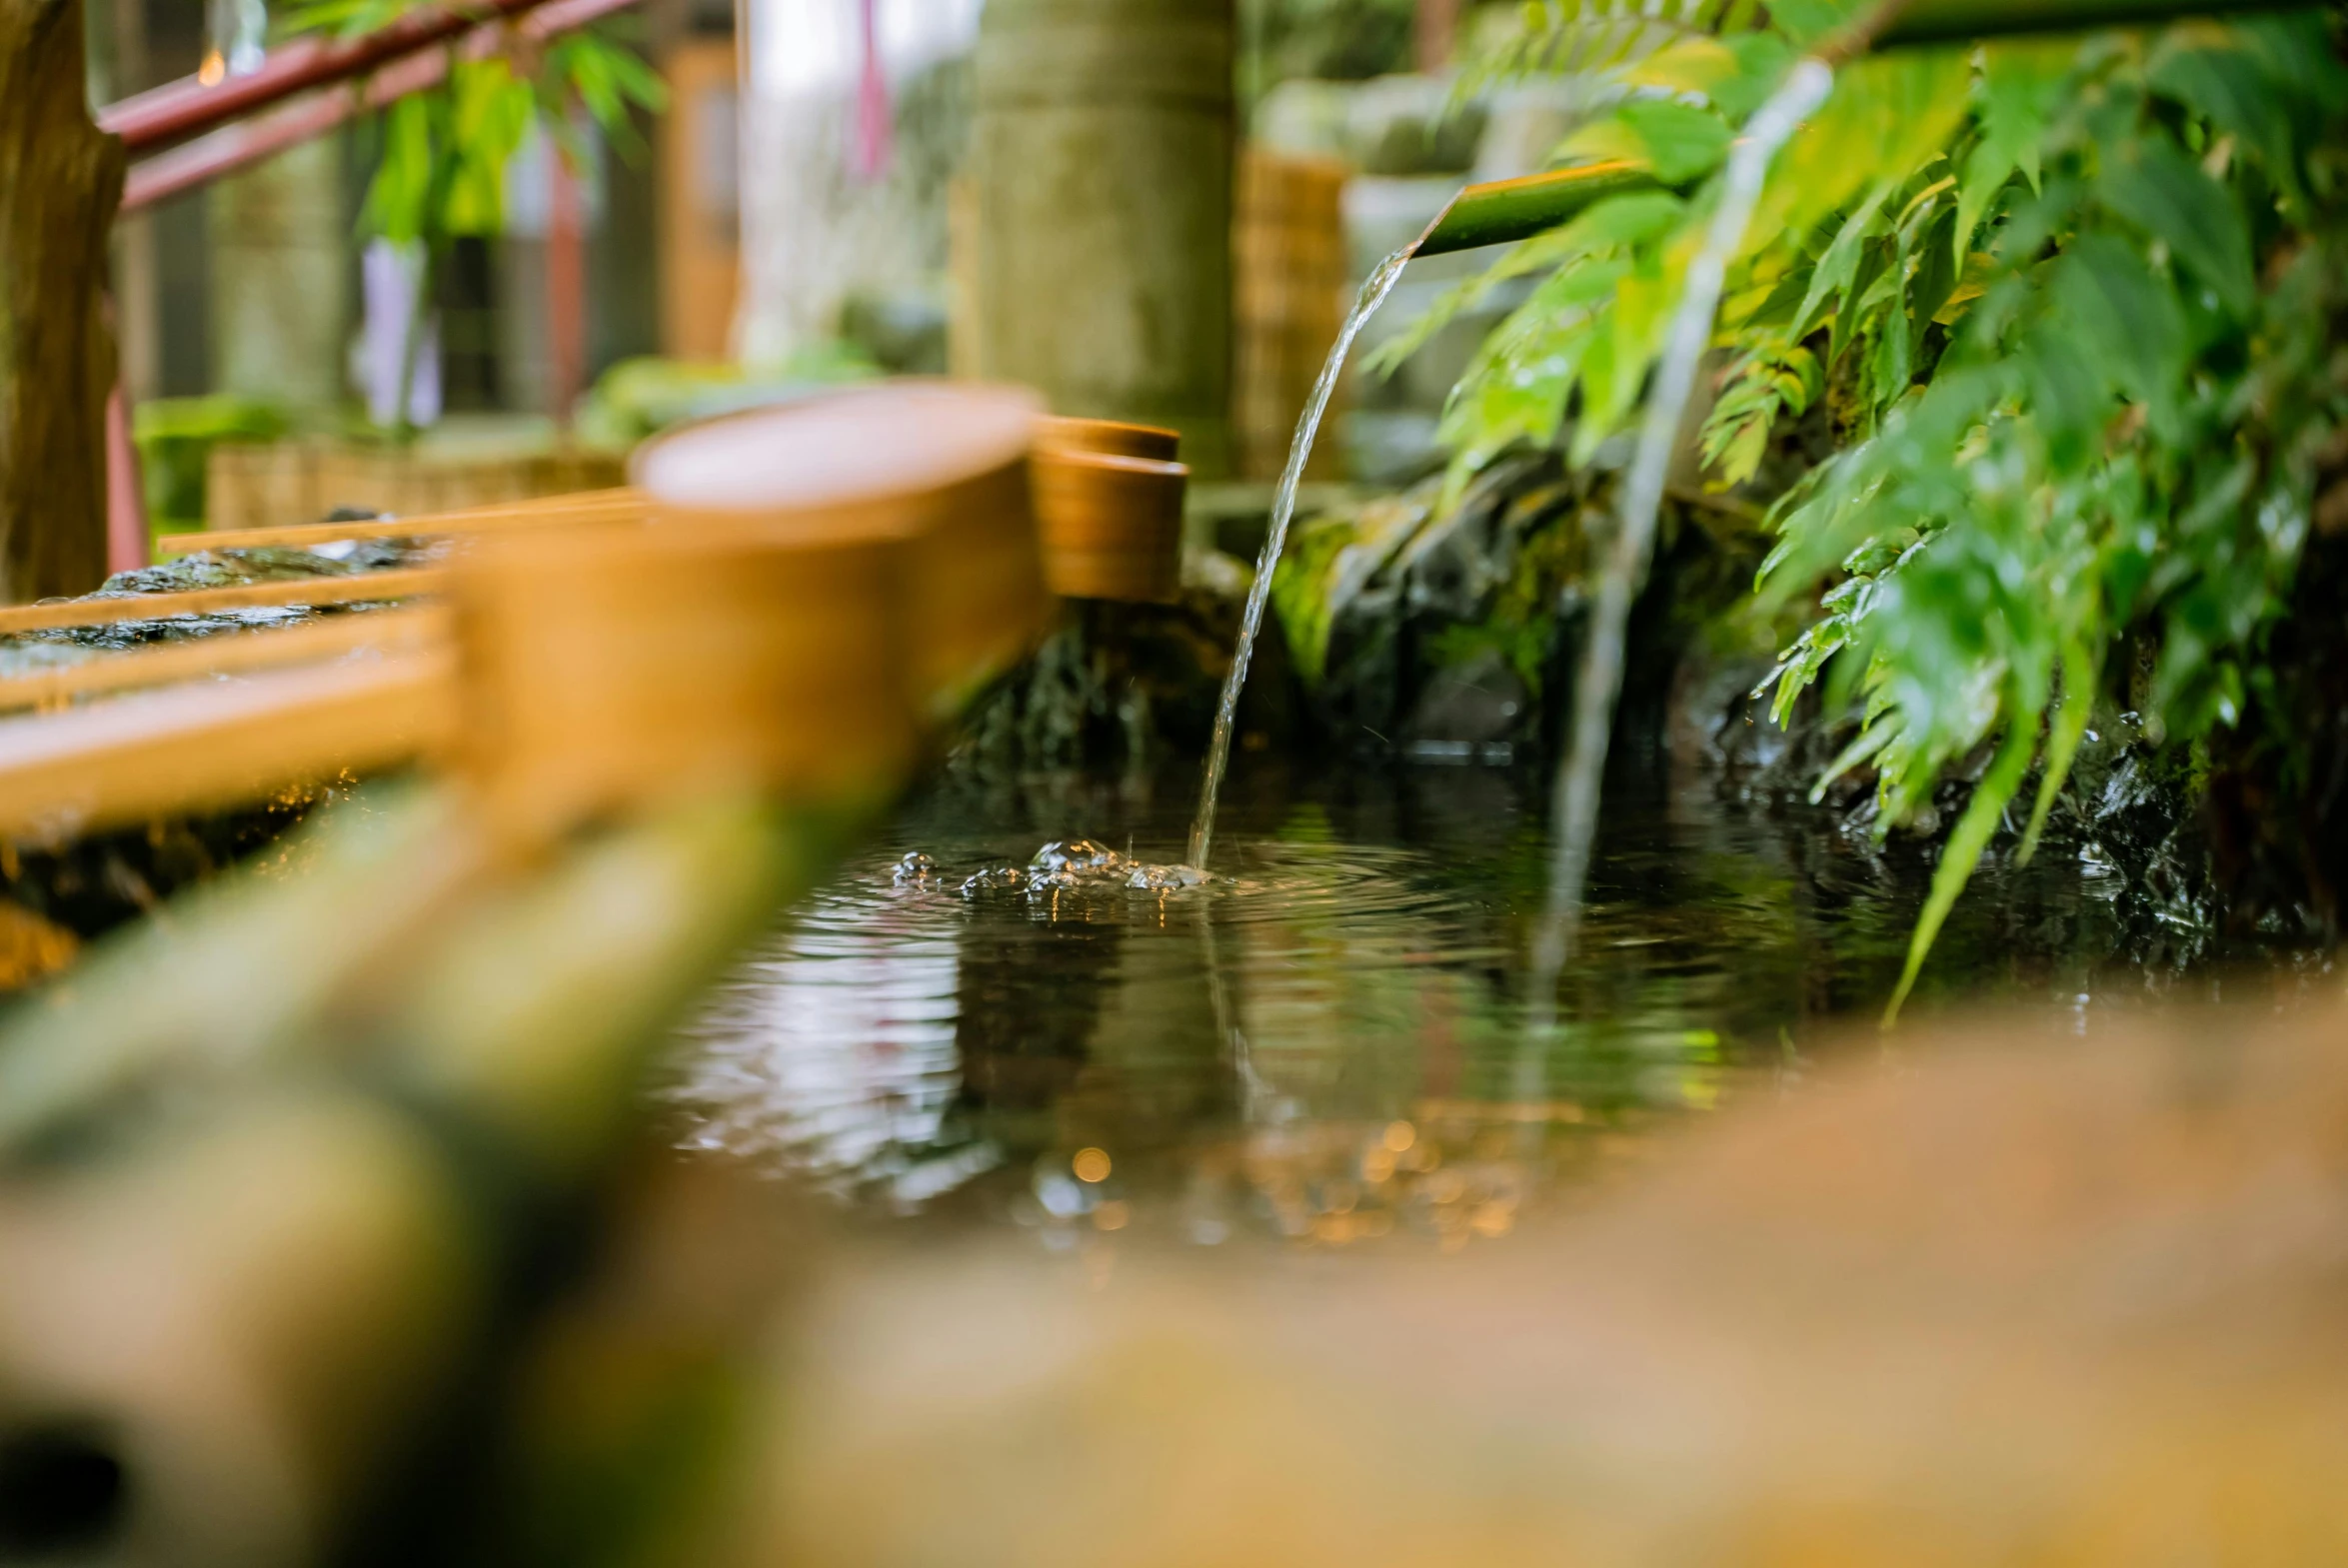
[
  {"x1": 0, "y1": 542, "x2": 428, "y2": 961},
  {"x1": 1404, "y1": 647, "x2": 1525, "y2": 749},
  {"x1": 1274, "y1": 453, "x2": 1771, "y2": 770},
  {"x1": 952, "y1": 566, "x2": 1294, "y2": 776}
]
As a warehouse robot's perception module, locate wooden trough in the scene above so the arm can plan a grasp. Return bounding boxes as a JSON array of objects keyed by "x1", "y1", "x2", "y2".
[
  {"x1": 0, "y1": 384, "x2": 1188, "y2": 847},
  {"x1": 0, "y1": 381, "x2": 1189, "y2": 1566}
]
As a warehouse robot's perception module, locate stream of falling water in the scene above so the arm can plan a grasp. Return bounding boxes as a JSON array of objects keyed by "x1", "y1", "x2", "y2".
[
  {"x1": 1520, "y1": 59, "x2": 1835, "y2": 1059},
  {"x1": 1186, "y1": 247, "x2": 1418, "y2": 870}
]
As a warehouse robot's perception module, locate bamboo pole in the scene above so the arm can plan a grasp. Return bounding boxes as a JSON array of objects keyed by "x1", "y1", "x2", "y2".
[
  {"x1": 0, "y1": 786, "x2": 485, "y2": 1150},
  {"x1": 0, "y1": 605, "x2": 447, "y2": 712},
  {"x1": 0, "y1": 568, "x2": 442, "y2": 636},
  {"x1": 155, "y1": 489, "x2": 646, "y2": 557},
  {"x1": 0, "y1": 650, "x2": 456, "y2": 843},
  {"x1": 1414, "y1": 162, "x2": 1654, "y2": 259}
]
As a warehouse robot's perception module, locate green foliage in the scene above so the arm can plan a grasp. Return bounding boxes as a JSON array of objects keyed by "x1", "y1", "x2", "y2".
[
  {"x1": 282, "y1": 0, "x2": 666, "y2": 258},
  {"x1": 1458, "y1": 0, "x2": 1764, "y2": 100},
  {"x1": 131, "y1": 397, "x2": 291, "y2": 534},
  {"x1": 1409, "y1": 5, "x2": 2348, "y2": 1008},
  {"x1": 1253, "y1": 0, "x2": 1417, "y2": 82},
  {"x1": 275, "y1": 0, "x2": 666, "y2": 430},
  {"x1": 574, "y1": 351, "x2": 881, "y2": 452},
  {"x1": 1269, "y1": 514, "x2": 1356, "y2": 688}
]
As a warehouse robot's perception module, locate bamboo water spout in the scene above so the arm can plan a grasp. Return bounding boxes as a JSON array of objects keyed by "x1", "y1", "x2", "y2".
[
  {"x1": 1413, "y1": 161, "x2": 1658, "y2": 259},
  {"x1": 1040, "y1": 417, "x2": 1182, "y2": 464}
]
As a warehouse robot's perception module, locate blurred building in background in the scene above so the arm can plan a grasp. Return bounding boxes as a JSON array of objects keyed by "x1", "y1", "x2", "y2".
[{"x1": 92, "y1": 0, "x2": 1550, "y2": 531}]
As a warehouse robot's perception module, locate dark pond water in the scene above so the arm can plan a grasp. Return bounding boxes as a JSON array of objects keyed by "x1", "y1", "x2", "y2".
[{"x1": 669, "y1": 759, "x2": 2317, "y2": 1252}]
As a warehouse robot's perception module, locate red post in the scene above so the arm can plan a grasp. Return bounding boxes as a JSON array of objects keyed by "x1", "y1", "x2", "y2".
[{"x1": 105, "y1": 385, "x2": 150, "y2": 577}]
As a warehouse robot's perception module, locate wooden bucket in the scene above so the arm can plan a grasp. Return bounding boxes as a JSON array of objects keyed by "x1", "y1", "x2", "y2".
[
  {"x1": 450, "y1": 516, "x2": 919, "y2": 845},
  {"x1": 633, "y1": 381, "x2": 1052, "y2": 722}
]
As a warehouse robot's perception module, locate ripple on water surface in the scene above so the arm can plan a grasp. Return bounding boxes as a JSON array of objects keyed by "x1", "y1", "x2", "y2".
[{"x1": 669, "y1": 765, "x2": 2284, "y2": 1252}]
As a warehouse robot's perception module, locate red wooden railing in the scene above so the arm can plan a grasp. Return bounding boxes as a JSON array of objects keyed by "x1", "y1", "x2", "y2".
[
  {"x1": 116, "y1": 0, "x2": 642, "y2": 212},
  {"x1": 101, "y1": 0, "x2": 559, "y2": 153}
]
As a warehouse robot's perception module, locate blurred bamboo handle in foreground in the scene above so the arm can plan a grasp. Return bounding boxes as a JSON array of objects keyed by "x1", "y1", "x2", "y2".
[{"x1": 0, "y1": 382, "x2": 1064, "y2": 1565}]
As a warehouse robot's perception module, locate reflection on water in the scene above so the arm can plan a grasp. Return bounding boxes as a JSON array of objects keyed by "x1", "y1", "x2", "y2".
[
  {"x1": 680, "y1": 884, "x2": 987, "y2": 1209},
  {"x1": 671, "y1": 762, "x2": 2278, "y2": 1243}
]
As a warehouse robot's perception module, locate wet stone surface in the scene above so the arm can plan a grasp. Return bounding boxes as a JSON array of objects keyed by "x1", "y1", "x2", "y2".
[{"x1": 0, "y1": 542, "x2": 432, "y2": 954}]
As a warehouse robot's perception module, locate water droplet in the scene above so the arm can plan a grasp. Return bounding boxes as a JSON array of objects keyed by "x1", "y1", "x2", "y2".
[
  {"x1": 1035, "y1": 1172, "x2": 1088, "y2": 1219},
  {"x1": 1126, "y1": 862, "x2": 1206, "y2": 891},
  {"x1": 1031, "y1": 839, "x2": 1123, "y2": 875}
]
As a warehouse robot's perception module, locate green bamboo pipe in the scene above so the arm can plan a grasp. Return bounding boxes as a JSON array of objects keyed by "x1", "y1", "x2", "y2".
[
  {"x1": 1413, "y1": 0, "x2": 2313, "y2": 258},
  {"x1": 1413, "y1": 161, "x2": 1659, "y2": 259}
]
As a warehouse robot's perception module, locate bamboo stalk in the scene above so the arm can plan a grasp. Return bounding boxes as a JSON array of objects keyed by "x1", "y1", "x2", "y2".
[
  {"x1": 0, "y1": 650, "x2": 457, "y2": 843},
  {"x1": 0, "y1": 568, "x2": 443, "y2": 636},
  {"x1": 1413, "y1": 161, "x2": 1654, "y2": 259},
  {"x1": 0, "y1": 605, "x2": 447, "y2": 712},
  {"x1": 156, "y1": 489, "x2": 646, "y2": 557}
]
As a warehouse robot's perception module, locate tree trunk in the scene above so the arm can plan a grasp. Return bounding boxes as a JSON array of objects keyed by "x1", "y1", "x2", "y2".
[
  {"x1": 0, "y1": 0, "x2": 123, "y2": 603},
  {"x1": 968, "y1": 0, "x2": 1236, "y2": 478}
]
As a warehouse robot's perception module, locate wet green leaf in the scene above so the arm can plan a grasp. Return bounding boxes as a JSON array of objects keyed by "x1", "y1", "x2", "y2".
[
  {"x1": 2097, "y1": 131, "x2": 2255, "y2": 316},
  {"x1": 1562, "y1": 99, "x2": 1732, "y2": 185}
]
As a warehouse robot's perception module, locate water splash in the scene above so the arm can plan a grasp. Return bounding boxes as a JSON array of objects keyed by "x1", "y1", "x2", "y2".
[
  {"x1": 1522, "y1": 59, "x2": 1836, "y2": 1040},
  {"x1": 1187, "y1": 247, "x2": 1419, "y2": 870},
  {"x1": 918, "y1": 840, "x2": 1212, "y2": 901}
]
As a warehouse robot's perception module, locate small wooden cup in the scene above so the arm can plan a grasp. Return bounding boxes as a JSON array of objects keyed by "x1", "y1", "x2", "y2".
[
  {"x1": 1031, "y1": 446, "x2": 1188, "y2": 605},
  {"x1": 1039, "y1": 416, "x2": 1182, "y2": 465}
]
